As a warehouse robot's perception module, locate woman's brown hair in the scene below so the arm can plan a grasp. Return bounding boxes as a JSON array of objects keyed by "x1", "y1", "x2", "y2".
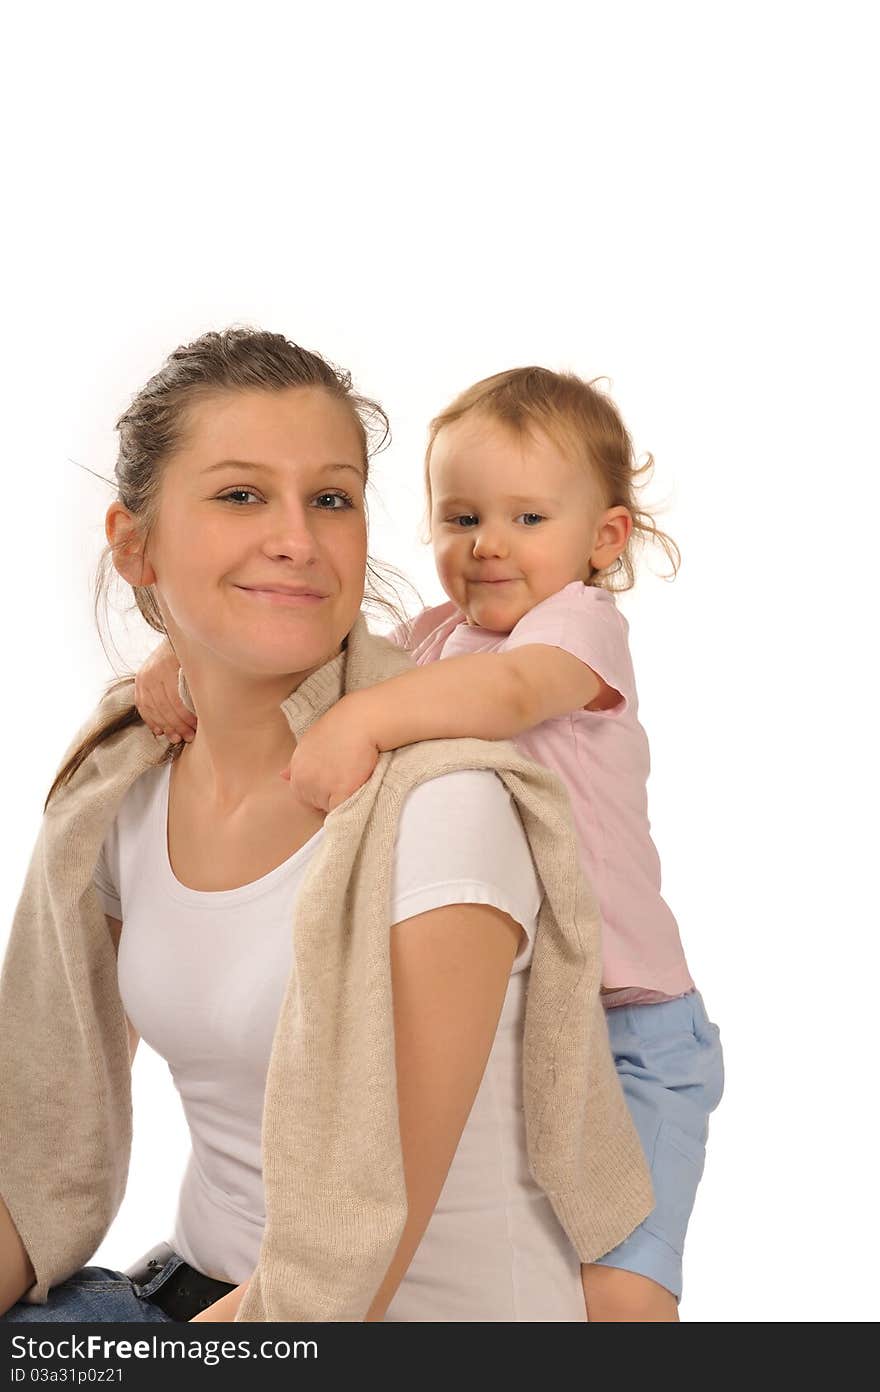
[
  {"x1": 423, "y1": 366, "x2": 680, "y2": 592},
  {"x1": 46, "y1": 326, "x2": 415, "y2": 809}
]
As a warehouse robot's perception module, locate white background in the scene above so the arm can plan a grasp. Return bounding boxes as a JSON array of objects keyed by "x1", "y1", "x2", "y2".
[{"x1": 2, "y1": 1, "x2": 877, "y2": 1322}]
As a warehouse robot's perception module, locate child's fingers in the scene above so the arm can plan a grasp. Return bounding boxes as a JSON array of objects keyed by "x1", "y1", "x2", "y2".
[
  {"x1": 142, "y1": 702, "x2": 190, "y2": 744},
  {"x1": 160, "y1": 679, "x2": 198, "y2": 742},
  {"x1": 138, "y1": 706, "x2": 167, "y2": 740},
  {"x1": 132, "y1": 680, "x2": 156, "y2": 727},
  {"x1": 134, "y1": 691, "x2": 195, "y2": 743},
  {"x1": 138, "y1": 703, "x2": 170, "y2": 740},
  {"x1": 134, "y1": 695, "x2": 159, "y2": 729}
]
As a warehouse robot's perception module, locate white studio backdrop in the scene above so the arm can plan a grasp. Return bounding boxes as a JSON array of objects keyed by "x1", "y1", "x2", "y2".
[{"x1": 1, "y1": 1, "x2": 877, "y2": 1323}]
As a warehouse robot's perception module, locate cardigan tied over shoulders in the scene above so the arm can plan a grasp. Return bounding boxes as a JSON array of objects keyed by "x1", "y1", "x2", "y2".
[{"x1": 0, "y1": 613, "x2": 654, "y2": 1321}]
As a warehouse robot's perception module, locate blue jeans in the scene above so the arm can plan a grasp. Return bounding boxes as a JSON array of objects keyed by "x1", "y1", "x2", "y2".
[
  {"x1": 593, "y1": 988, "x2": 725, "y2": 1299},
  {"x1": 2, "y1": 1249, "x2": 183, "y2": 1323}
]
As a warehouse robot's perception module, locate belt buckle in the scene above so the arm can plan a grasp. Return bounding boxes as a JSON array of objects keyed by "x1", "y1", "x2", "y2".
[{"x1": 124, "y1": 1241, "x2": 177, "y2": 1289}]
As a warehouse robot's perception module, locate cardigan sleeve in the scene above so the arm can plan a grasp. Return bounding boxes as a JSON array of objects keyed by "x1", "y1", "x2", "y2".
[{"x1": 0, "y1": 696, "x2": 139, "y2": 1303}]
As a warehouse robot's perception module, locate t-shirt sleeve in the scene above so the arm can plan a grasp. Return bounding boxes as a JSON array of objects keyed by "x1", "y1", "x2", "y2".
[
  {"x1": 93, "y1": 823, "x2": 122, "y2": 920},
  {"x1": 389, "y1": 769, "x2": 543, "y2": 973},
  {"x1": 384, "y1": 600, "x2": 462, "y2": 653},
  {"x1": 384, "y1": 618, "x2": 412, "y2": 649},
  {"x1": 501, "y1": 586, "x2": 635, "y2": 717}
]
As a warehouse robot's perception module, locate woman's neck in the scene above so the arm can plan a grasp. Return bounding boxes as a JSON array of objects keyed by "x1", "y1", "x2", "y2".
[{"x1": 173, "y1": 660, "x2": 320, "y2": 813}]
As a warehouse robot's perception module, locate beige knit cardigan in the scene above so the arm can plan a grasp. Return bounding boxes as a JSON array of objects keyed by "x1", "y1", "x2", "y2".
[{"x1": 0, "y1": 613, "x2": 654, "y2": 1321}]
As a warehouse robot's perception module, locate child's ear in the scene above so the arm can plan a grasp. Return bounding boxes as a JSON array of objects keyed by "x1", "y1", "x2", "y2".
[
  {"x1": 590, "y1": 507, "x2": 633, "y2": 570},
  {"x1": 105, "y1": 502, "x2": 157, "y2": 588}
]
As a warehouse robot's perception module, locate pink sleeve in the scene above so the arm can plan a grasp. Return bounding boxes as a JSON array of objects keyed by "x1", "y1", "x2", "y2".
[
  {"x1": 385, "y1": 618, "x2": 412, "y2": 649},
  {"x1": 385, "y1": 601, "x2": 460, "y2": 652},
  {"x1": 501, "y1": 586, "x2": 635, "y2": 717}
]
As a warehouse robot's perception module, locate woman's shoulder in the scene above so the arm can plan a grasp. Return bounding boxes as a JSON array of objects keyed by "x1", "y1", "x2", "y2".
[
  {"x1": 398, "y1": 766, "x2": 514, "y2": 819},
  {"x1": 387, "y1": 733, "x2": 567, "y2": 809},
  {"x1": 49, "y1": 679, "x2": 164, "y2": 813},
  {"x1": 391, "y1": 765, "x2": 531, "y2": 855}
]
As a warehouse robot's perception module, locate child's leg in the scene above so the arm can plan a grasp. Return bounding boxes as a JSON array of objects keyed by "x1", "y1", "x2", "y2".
[
  {"x1": 584, "y1": 989, "x2": 725, "y2": 1322},
  {"x1": 581, "y1": 1264, "x2": 680, "y2": 1321}
]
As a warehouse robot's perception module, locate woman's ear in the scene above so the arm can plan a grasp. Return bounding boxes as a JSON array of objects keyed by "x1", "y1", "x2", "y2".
[
  {"x1": 105, "y1": 502, "x2": 157, "y2": 587},
  {"x1": 590, "y1": 506, "x2": 633, "y2": 571}
]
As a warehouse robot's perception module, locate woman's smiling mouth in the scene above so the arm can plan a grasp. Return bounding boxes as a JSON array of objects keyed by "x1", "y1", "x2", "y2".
[{"x1": 236, "y1": 585, "x2": 327, "y2": 606}]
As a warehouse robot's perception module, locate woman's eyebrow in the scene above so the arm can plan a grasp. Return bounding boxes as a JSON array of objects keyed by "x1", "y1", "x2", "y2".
[{"x1": 202, "y1": 459, "x2": 363, "y2": 477}]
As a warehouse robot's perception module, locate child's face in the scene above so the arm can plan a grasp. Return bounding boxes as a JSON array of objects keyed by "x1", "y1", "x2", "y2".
[{"x1": 429, "y1": 413, "x2": 614, "y2": 631}]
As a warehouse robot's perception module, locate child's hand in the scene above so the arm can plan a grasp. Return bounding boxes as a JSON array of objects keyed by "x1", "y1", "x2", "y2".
[
  {"x1": 133, "y1": 638, "x2": 197, "y2": 744},
  {"x1": 282, "y1": 701, "x2": 381, "y2": 813}
]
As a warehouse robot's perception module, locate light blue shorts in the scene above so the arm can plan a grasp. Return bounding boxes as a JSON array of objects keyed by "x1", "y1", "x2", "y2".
[{"x1": 592, "y1": 988, "x2": 725, "y2": 1301}]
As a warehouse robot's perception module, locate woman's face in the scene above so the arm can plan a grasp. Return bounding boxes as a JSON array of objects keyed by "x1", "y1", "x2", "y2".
[{"x1": 125, "y1": 386, "x2": 369, "y2": 680}]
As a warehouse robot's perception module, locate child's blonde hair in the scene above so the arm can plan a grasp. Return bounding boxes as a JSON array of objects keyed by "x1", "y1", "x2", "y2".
[{"x1": 423, "y1": 366, "x2": 680, "y2": 592}]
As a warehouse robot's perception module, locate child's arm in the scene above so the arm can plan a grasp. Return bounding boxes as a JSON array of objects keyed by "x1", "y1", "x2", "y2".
[
  {"x1": 286, "y1": 646, "x2": 621, "y2": 811},
  {"x1": 358, "y1": 645, "x2": 616, "y2": 746}
]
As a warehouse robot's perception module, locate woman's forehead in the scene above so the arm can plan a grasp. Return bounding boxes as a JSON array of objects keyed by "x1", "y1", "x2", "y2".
[{"x1": 178, "y1": 386, "x2": 365, "y2": 470}]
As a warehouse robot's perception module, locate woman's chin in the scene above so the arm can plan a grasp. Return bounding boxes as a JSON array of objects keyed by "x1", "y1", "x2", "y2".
[{"x1": 185, "y1": 635, "x2": 341, "y2": 685}]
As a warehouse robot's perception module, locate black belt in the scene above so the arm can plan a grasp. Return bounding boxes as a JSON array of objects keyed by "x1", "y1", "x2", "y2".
[{"x1": 125, "y1": 1241, "x2": 238, "y2": 1322}]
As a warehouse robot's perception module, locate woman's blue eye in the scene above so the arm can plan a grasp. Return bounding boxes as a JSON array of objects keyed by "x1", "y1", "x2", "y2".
[
  {"x1": 313, "y1": 491, "x2": 354, "y2": 509},
  {"x1": 217, "y1": 489, "x2": 354, "y2": 509},
  {"x1": 217, "y1": 488, "x2": 261, "y2": 505}
]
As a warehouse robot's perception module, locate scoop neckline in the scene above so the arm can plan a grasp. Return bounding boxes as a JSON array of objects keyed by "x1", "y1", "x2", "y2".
[{"x1": 158, "y1": 761, "x2": 325, "y2": 908}]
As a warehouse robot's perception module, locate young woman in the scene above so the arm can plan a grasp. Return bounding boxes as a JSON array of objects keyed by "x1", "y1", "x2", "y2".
[{"x1": 0, "y1": 328, "x2": 652, "y2": 1323}]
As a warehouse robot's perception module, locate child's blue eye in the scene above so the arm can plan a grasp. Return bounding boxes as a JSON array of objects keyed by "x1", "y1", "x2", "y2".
[{"x1": 447, "y1": 511, "x2": 545, "y2": 528}]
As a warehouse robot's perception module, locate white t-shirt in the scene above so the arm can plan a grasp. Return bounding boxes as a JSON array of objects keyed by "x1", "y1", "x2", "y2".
[{"x1": 95, "y1": 761, "x2": 586, "y2": 1320}]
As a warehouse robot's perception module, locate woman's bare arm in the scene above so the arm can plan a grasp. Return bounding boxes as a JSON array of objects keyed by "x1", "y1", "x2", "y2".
[
  {"x1": 0, "y1": 1193, "x2": 35, "y2": 1314},
  {"x1": 364, "y1": 900, "x2": 520, "y2": 1321},
  {"x1": 202, "y1": 906, "x2": 519, "y2": 1322}
]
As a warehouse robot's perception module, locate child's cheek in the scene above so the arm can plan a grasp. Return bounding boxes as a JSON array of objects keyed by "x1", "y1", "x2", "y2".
[{"x1": 431, "y1": 538, "x2": 456, "y2": 588}]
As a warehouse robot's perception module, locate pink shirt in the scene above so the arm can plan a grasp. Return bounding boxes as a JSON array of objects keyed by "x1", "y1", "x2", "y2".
[{"x1": 390, "y1": 582, "x2": 695, "y2": 1006}]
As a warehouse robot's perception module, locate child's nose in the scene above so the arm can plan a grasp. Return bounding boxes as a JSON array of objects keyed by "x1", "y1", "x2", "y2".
[{"x1": 472, "y1": 526, "x2": 509, "y2": 558}]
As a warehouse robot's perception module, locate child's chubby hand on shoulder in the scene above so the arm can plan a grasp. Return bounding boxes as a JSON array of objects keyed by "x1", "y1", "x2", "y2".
[
  {"x1": 134, "y1": 638, "x2": 196, "y2": 744},
  {"x1": 282, "y1": 695, "x2": 382, "y2": 813}
]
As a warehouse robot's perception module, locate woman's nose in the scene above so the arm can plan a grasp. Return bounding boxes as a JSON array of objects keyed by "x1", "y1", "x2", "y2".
[{"x1": 260, "y1": 507, "x2": 321, "y2": 564}]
